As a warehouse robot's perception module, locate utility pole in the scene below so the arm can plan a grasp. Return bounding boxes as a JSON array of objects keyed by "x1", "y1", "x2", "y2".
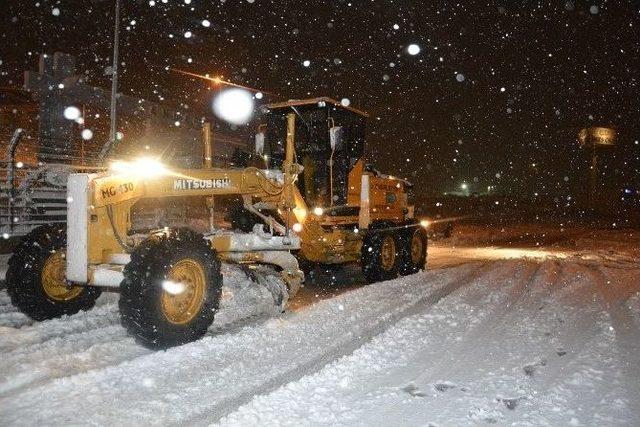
[{"x1": 100, "y1": 0, "x2": 121, "y2": 161}]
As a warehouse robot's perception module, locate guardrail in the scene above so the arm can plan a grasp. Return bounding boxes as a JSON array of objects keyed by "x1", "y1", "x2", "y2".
[{"x1": 0, "y1": 160, "x2": 103, "y2": 238}]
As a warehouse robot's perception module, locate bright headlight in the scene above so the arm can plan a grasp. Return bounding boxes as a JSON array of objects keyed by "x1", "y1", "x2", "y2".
[
  {"x1": 134, "y1": 157, "x2": 167, "y2": 176},
  {"x1": 110, "y1": 157, "x2": 167, "y2": 177}
]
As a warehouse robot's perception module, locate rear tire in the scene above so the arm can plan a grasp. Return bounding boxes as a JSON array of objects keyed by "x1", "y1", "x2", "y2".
[
  {"x1": 119, "y1": 228, "x2": 222, "y2": 349},
  {"x1": 361, "y1": 231, "x2": 400, "y2": 283},
  {"x1": 398, "y1": 226, "x2": 428, "y2": 275},
  {"x1": 6, "y1": 224, "x2": 101, "y2": 321}
]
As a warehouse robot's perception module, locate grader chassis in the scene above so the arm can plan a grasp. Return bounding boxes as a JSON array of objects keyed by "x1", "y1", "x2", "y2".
[{"x1": 6, "y1": 97, "x2": 428, "y2": 348}]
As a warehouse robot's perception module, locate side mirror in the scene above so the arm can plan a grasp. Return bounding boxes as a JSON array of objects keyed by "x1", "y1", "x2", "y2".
[
  {"x1": 255, "y1": 132, "x2": 265, "y2": 155},
  {"x1": 329, "y1": 126, "x2": 344, "y2": 151}
]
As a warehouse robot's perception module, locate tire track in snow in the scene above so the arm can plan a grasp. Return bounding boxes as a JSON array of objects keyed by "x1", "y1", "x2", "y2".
[
  {"x1": 215, "y1": 261, "x2": 555, "y2": 427},
  {"x1": 193, "y1": 263, "x2": 499, "y2": 424},
  {"x1": 216, "y1": 259, "x2": 639, "y2": 427},
  {"x1": 408, "y1": 260, "x2": 543, "y2": 383},
  {"x1": 585, "y1": 264, "x2": 640, "y2": 417},
  {"x1": 0, "y1": 325, "x2": 141, "y2": 398},
  {"x1": 0, "y1": 298, "x2": 121, "y2": 353},
  {"x1": 0, "y1": 262, "x2": 496, "y2": 426},
  {"x1": 500, "y1": 261, "x2": 636, "y2": 426}
]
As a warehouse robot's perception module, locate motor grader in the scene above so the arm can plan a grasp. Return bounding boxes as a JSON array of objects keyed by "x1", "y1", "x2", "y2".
[{"x1": 6, "y1": 97, "x2": 427, "y2": 348}]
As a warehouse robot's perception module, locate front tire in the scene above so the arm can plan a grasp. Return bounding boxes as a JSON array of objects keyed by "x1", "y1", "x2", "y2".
[
  {"x1": 361, "y1": 231, "x2": 400, "y2": 283},
  {"x1": 119, "y1": 228, "x2": 222, "y2": 349},
  {"x1": 6, "y1": 224, "x2": 101, "y2": 321}
]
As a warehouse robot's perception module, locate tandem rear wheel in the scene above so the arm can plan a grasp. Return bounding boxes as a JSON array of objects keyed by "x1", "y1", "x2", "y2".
[{"x1": 360, "y1": 224, "x2": 427, "y2": 284}]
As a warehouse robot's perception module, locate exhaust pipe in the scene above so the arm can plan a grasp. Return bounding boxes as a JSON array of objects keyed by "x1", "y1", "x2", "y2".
[{"x1": 203, "y1": 121, "x2": 213, "y2": 168}]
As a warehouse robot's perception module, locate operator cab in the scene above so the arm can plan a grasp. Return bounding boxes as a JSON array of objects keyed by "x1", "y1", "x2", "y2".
[{"x1": 256, "y1": 97, "x2": 368, "y2": 208}]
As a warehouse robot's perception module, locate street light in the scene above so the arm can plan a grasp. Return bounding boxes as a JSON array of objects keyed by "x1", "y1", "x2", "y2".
[
  {"x1": 99, "y1": 0, "x2": 121, "y2": 161},
  {"x1": 460, "y1": 182, "x2": 469, "y2": 197}
]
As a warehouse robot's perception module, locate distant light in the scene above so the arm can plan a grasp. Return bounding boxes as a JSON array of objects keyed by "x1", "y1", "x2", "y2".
[
  {"x1": 456, "y1": 73, "x2": 465, "y2": 82},
  {"x1": 202, "y1": 19, "x2": 210, "y2": 27},
  {"x1": 149, "y1": 0, "x2": 155, "y2": 5},
  {"x1": 116, "y1": 131, "x2": 124, "y2": 140},
  {"x1": 212, "y1": 88, "x2": 254, "y2": 125},
  {"x1": 589, "y1": 5, "x2": 599, "y2": 14},
  {"x1": 63, "y1": 106, "x2": 81, "y2": 120},
  {"x1": 407, "y1": 44, "x2": 421, "y2": 55},
  {"x1": 292, "y1": 223, "x2": 303, "y2": 233},
  {"x1": 461, "y1": 183, "x2": 468, "y2": 190},
  {"x1": 51, "y1": 7, "x2": 60, "y2": 16},
  {"x1": 393, "y1": 24, "x2": 399, "y2": 30},
  {"x1": 2, "y1": 233, "x2": 9, "y2": 240},
  {"x1": 184, "y1": 31, "x2": 192, "y2": 38},
  {"x1": 81, "y1": 129, "x2": 93, "y2": 140},
  {"x1": 500, "y1": 87, "x2": 506, "y2": 92},
  {"x1": 255, "y1": 92, "x2": 263, "y2": 99},
  {"x1": 303, "y1": 60, "x2": 311, "y2": 67},
  {"x1": 340, "y1": 98, "x2": 351, "y2": 107},
  {"x1": 174, "y1": 121, "x2": 181, "y2": 126},
  {"x1": 313, "y1": 207, "x2": 324, "y2": 216},
  {"x1": 15, "y1": 161, "x2": 24, "y2": 168},
  {"x1": 420, "y1": 219, "x2": 430, "y2": 228}
]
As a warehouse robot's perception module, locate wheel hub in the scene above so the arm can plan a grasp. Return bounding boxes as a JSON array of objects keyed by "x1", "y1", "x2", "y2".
[
  {"x1": 161, "y1": 259, "x2": 206, "y2": 325},
  {"x1": 41, "y1": 251, "x2": 83, "y2": 301}
]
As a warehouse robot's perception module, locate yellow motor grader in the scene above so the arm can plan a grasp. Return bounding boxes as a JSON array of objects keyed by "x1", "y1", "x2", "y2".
[{"x1": 6, "y1": 97, "x2": 427, "y2": 348}]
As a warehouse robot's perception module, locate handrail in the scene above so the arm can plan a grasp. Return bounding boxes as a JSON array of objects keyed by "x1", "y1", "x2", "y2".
[{"x1": 6, "y1": 128, "x2": 25, "y2": 234}]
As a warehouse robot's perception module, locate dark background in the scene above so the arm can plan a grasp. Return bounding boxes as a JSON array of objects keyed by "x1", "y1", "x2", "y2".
[{"x1": 1, "y1": 0, "x2": 639, "y2": 197}]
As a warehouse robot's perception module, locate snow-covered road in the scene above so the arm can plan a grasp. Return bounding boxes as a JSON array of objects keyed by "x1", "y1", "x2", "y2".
[{"x1": 0, "y1": 227, "x2": 639, "y2": 426}]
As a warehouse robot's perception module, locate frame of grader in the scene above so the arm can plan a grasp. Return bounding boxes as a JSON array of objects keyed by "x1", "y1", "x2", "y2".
[{"x1": 6, "y1": 97, "x2": 427, "y2": 348}]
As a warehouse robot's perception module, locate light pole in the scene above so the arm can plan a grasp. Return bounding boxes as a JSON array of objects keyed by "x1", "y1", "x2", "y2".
[{"x1": 99, "y1": 0, "x2": 121, "y2": 161}]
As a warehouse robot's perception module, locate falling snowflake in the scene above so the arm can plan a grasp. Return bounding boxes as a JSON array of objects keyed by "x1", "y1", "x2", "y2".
[
  {"x1": 63, "y1": 106, "x2": 81, "y2": 120},
  {"x1": 407, "y1": 44, "x2": 421, "y2": 55}
]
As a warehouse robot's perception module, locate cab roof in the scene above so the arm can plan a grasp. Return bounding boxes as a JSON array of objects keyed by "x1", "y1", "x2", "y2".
[{"x1": 264, "y1": 97, "x2": 369, "y2": 118}]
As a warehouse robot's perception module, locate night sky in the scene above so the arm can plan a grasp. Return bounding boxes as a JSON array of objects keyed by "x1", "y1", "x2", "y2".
[{"x1": 1, "y1": 0, "x2": 639, "y2": 197}]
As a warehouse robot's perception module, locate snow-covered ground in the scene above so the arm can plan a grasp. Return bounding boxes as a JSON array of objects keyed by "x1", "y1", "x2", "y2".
[{"x1": 0, "y1": 226, "x2": 639, "y2": 426}]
